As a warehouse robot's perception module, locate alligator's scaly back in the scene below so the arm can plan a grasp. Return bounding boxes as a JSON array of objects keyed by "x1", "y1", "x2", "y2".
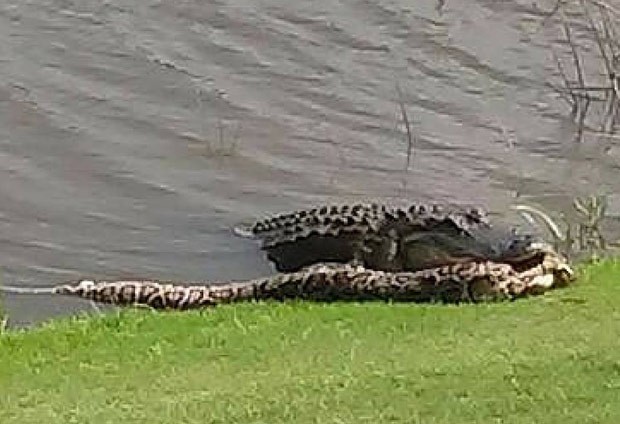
[
  {"x1": 234, "y1": 203, "x2": 491, "y2": 272},
  {"x1": 233, "y1": 203, "x2": 392, "y2": 272},
  {"x1": 234, "y1": 203, "x2": 387, "y2": 244}
]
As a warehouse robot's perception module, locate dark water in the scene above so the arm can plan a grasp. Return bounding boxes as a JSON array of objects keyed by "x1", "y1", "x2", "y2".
[{"x1": 1, "y1": 0, "x2": 619, "y2": 326}]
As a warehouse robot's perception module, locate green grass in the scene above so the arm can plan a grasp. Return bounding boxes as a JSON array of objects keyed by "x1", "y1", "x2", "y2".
[{"x1": 1, "y1": 260, "x2": 620, "y2": 423}]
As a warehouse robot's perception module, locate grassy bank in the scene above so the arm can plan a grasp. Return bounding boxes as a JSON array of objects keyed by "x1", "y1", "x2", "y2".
[{"x1": 1, "y1": 260, "x2": 619, "y2": 423}]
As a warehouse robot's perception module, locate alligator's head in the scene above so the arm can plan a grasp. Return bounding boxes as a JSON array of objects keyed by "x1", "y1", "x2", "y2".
[
  {"x1": 468, "y1": 231, "x2": 574, "y2": 289},
  {"x1": 397, "y1": 225, "x2": 573, "y2": 286}
]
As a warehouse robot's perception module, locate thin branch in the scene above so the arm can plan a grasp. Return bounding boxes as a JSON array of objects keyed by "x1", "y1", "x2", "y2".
[
  {"x1": 612, "y1": 68, "x2": 620, "y2": 99},
  {"x1": 590, "y1": 0, "x2": 620, "y2": 17},
  {"x1": 551, "y1": 47, "x2": 578, "y2": 111},
  {"x1": 560, "y1": 11, "x2": 586, "y2": 89},
  {"x1": 436, "y1": 0, "x2": 446, "y2": 14},
  {"x1": 551, "y1": 47, "x2": 573, "y2": 89},
  {"x1": 552, "y1": 85, "x2": 610, "y2": 101},
  {"x1": 602, "y1": 81, "x2": 618, "y2": 132},
  {"x1": 395, "y1": 83, "x2": 414, "y2": 171},
  {"x1": 582, "y1": 127, "x2": 620, "y2": 139},
  {"x1": 563, "y1": 86, "x2": 614, "y2": 91},
  {"x1": 575, "y1": 96, "x2": 590, "y2": 141},
  {"x1": 546, "y1": 82, "x2": 575, "y2": 106},
  {"x1": 600, "y1": 7, "x2": 620, "y2": 65},
  {"x1": 540, "y1": 0, "x2": 566, "y2": 17},
  {"x1": 604, "y1": 87, "x2": 619, "y2": 132},
  {"x1": 580, "y1": 0, "x2": 612, "y2": 74}
]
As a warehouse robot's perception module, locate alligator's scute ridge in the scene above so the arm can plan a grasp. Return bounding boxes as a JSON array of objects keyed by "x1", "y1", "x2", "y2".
[
  {"x1": 238, "y1": 203, "x2": 393, "y2": 246},
  {"x1": 52, "y1": 249, "x2": 573, "y2": 309},
  {"x1": 234, "y1": 202, "x2": 493, "y2": 272},
  {"x1": 239, "y1": 203, "x2": 490, "y2": 246}
]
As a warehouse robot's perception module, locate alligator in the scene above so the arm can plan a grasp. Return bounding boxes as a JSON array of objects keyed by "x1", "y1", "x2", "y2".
[{"x1": 234, "y1": 202, "x2": 543, "y2": 273}]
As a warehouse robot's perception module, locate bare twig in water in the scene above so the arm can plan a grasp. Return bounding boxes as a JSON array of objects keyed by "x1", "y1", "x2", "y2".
[
  {"x1": 590, "y1": 0, "x2": 620, "y2": 16},
  {"x1": 582, "y1": 128, "x2": 620, "y2": 139},
  {"x1": 601, "y1": 9, "x2": 620, "y2": 55},
  {"x1": 560, "y1": 11, "x2": 586, "y2": 89},
  {"x1": 576, "y1": 96, "x2": 590, "y2": 142},
  {"x1": 496, "y1": 123, "x2": 518, "y2": 149},
  {"x1": 559, "y1": 9, "x2": 589, "y2": 142},
  {"x1": 537, "y1": 0, "x2": 567, "y2": 17},
  {"x1": 550, "y1": 48, "x2": 578, "y2": 109},
  {"x1": 581, "y1": 0, "x2": 612, "y2": 73},
  {"x1": 395, "y1": 83, "x2": 415, "y2": 171},
  {"x1": 580, "y1": 0, "x2": 620, "y2": 132},
  {"x1": 436, "y1": 0, "x2": 446, "y2": 14},
  {"x1": 545, "y1": 1, "x2": 620, "y2": 140},
  {"x1": 194, "y1": 87, "x2": 241, "y2": 157},
  {"x1": 214, "y1": 119, "x2": 241, "y2": 157}
]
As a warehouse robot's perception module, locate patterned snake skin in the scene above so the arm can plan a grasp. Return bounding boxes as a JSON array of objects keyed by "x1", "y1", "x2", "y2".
[{"x1": 49, "y1": 249, "x2": 573, "y2": 309}]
